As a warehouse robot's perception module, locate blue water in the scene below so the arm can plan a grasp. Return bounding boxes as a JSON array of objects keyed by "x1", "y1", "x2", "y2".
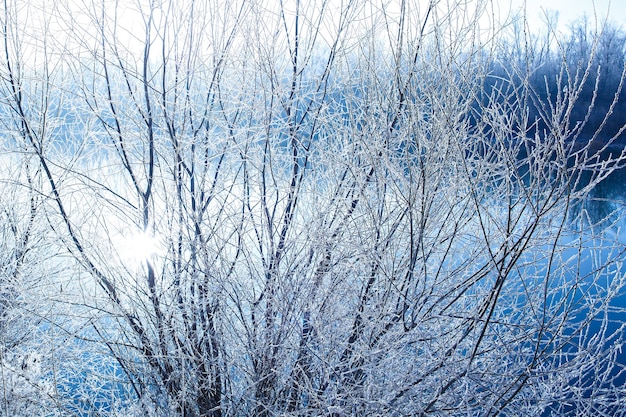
[
  {"x1": 540, "y1": 164, "x2": 626, "y2": 415},
  {"x1": 43, "y1": 163, "x2": 626, "y2": 416}
]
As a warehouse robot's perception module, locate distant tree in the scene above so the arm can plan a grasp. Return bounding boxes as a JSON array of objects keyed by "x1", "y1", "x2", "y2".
[
  {"x1": 484, "y1": 14, "x2": 626, "y2": 148},
  {"x1": 529, "y1": 16, "x2": 626, "y2": 143}
]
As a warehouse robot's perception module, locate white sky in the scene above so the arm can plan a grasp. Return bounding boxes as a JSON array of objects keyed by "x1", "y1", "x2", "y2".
[
  {"x1": 518, "y1": 0, "x2": 626, "y2": 29},
  {"x1": 13, "y1": 0, "x2": 626, "y2": 66}
]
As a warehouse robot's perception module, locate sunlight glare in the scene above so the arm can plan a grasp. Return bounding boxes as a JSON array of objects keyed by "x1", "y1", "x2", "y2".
[{"x1": 117, "y1": 231, "x2": 162, "y2": 263}]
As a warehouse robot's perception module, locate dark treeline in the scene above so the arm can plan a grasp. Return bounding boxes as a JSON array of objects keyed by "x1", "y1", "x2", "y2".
[{"x1": 477, "y1": 17, "x2": 626, "y2": 151}]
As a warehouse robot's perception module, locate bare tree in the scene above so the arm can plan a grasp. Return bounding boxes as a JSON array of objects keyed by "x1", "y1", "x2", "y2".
[
  {"x1": 1, "y1": 0, "x2": 625, "y2": 415},
  {"x1": 0, "y1": 139, "x2": 62, "y2": 414}
]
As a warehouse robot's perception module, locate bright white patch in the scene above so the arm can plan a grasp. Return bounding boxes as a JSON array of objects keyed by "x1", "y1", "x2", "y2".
[{"x1": 117, "y1": 231, "x2": 162, "y2": 263}]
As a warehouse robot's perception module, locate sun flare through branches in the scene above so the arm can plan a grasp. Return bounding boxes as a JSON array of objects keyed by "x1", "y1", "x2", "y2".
[{"x1": 115, "y1": 230, "x2": 163, "y2": 265}]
